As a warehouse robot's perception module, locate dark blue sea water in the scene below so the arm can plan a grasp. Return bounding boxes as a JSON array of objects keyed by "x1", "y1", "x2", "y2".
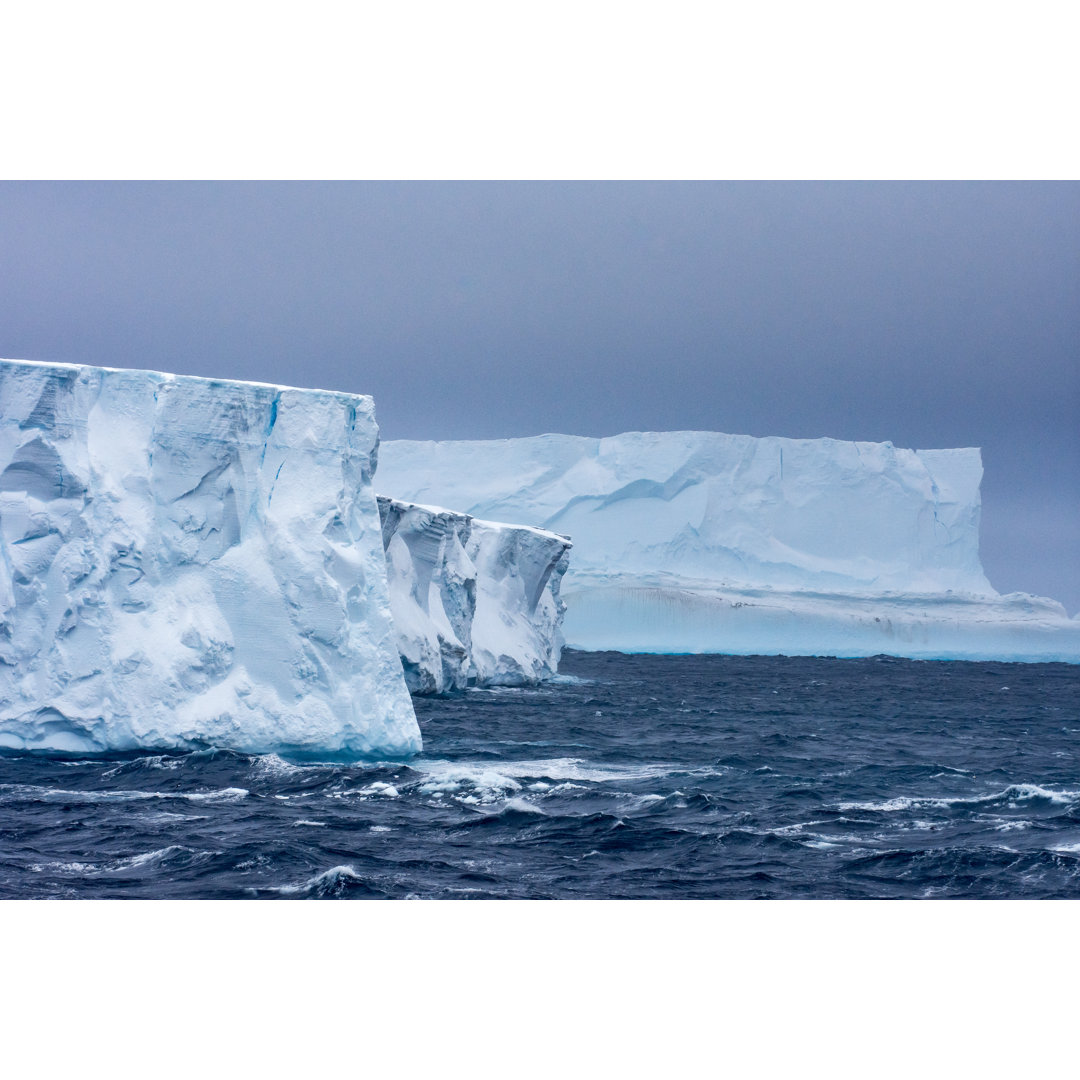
[{"x1": 2, "y1": 650, "x2": 1078, "y2": 899}]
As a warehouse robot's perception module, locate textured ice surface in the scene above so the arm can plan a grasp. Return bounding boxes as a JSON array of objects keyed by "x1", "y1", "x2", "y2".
[
  {"x1": 0, "y1": 358, "x2": 420, "y2": 756},
  {"x1": 377, "y1": 496, "x2": 571, "y2": 692},
  {"x1": 378, "y1": 431, "x2": 1079, "y2": 662}
]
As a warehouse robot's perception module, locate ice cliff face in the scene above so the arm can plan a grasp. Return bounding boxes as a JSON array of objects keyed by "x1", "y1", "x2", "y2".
[
  {"x1": 378, "y1": 431, "x2": 1079, "y2": 663},
  {"x1": 377, "y1": 496, "x2": 571, "y2": 692},
  {"x1": 0, "y1": 358, "x2": 420, "y2": 756},
  {"x1": 380, "y1": 431, "x2": 992, "y2": 595}
]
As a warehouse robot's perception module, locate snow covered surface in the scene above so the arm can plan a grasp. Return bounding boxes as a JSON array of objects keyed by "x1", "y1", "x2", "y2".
[
  {"x1": 377, "y1": 496, "x2": 571, "y2": 692},
  {"x1": 0, "y1": 358, "x2": 420, "y2": 756},
  {"x1": 378, "y1": 431, "x2": 1079, "y2": 663}
]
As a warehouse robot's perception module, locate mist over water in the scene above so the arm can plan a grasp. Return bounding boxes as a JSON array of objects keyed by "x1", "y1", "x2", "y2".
[{"x1": 2, "y1": 651, "x2": 1077, "y2": 899}]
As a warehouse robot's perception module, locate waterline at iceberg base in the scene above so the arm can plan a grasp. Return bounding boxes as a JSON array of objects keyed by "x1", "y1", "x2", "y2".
[{"x1": 563, "y1": 574, "x2": 1080, "y2": 663}]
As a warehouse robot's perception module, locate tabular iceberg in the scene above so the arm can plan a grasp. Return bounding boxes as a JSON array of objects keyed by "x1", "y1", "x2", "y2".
[
  {"x1": 0, "y1": 358, "x2": 420, "y2": 756},
  {"x1": 377, "y1": 496, "x2": 571, "y2": 692},
  {"x1": 378, "y1": 431, "x2": 1079, "y2": 663}
]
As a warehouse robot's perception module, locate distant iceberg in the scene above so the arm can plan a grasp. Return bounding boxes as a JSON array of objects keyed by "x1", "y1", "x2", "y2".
[
  {"x1": 0, "y1": 358, "x2": 420, "y2": 756},
  {"x1": 377, "y1": 496, "x2": 571, "y2": 692},
  {"x1": 378, "y1": 431, "x2": 1080, "y2": 663}
]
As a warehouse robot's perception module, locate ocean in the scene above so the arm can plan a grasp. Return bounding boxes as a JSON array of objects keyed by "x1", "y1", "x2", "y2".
[{"x1": 2, "y1": 650, "x2": 1078, "y2": 899}]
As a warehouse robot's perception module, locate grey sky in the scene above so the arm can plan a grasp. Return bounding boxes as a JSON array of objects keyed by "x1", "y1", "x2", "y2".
[{"x1": 1, "y1": 182, "x2": 1076, "y2": 611}]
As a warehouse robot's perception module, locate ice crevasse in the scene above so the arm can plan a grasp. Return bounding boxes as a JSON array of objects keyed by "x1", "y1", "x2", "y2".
[
  {"x1": 377, "y1": 431, "x2": 1080, "y2": 663},
  {"x1": 0, "y1": 358, "x2": 421, "y2": 756}
]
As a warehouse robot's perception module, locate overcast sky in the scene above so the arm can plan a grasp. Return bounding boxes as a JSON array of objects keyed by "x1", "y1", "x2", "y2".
[{"x1": 1, "y1": 182, "x2": 1076, "y2": 611}]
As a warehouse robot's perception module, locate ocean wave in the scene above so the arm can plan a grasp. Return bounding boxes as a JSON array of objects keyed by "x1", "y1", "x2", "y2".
[
  {"x1": 3, "y1": 652, "x2": 1078, "y2": 899},
  {"x1": 101, "y1": 754, "x2": 186, "y2": 778},
  {"x1": 838, "y1": 784, "x2": 1080, "y2": 814},
  {"x1": 772, "y1": 821, "x2": 868, "y2": 846},
  {"x1": 619, "y1": 793, "x2": 666, "y2": 811},
  {"x1": 0, "y1": 784, "x2": 249, "y2": 804},
  {"x1": 262, "y1": 865, "x2": 382, "y2": 898},
  {"x1": 110, "y1": 845, "x2": 208, "y2": 871},
  {"x1": 498, "y1": 796, "x2": 545, "y2": 816},
  {"x1": 358, "y1": 781, "x2": 399, "y2": 798},
  {"x1": 409, "y1": 757, "x2": 681, "y2": 807},
  {"x1": 414, "y1": 762, "x2": 524, "y2": 801},
  {"x1": 30, "y1": 845, "x2": 214, "y2": 876},
  {"x1": 182, "y1": 788, "x2": 249, "y2": 802},
  {"x1": 250, "y1": 753, "x2": 316, "y2": 778},
  {"x1": 29, "y1": 860, "x2": 99, "y2": 874},
  {"x1": 452, "y1": 800, "x2": 558, "y2": 830},
  {"x1": 435, "y1": 757, "x2": 676, "y2": 785}
]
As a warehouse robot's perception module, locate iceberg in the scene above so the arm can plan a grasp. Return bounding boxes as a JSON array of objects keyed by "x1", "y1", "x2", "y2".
[
  {"x1": 377, "y1": 431, "x2": 1080, "y2": 663},
  {"x1": 377, "y1": 496, "x2": 571, "y2": 692},
  {"x1": 0, "y1": 358, "x2": 420, "y2": 756}
]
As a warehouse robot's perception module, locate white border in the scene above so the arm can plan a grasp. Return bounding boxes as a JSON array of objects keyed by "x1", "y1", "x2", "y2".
[
  {"x1": 1, "y1": 2, "x2": 1077, "y2": 178},
  {"x1": 6, "y1": 900, "x2": 1078, "y2": 1074}
]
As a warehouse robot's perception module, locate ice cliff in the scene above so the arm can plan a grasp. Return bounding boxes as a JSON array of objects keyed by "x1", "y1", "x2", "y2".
[
  {"x1": 0, "y1": 358, "x2": 420, "y2": 756},
  {"x1": 378, "y1": 431, "x2": 1080, "y2": 663},
  {"x1": 377, "y1": 496, "x2": 571, "y2": 693}
]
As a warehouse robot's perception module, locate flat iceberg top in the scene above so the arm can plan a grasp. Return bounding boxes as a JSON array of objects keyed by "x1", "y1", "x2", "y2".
[
  {"x1": 2, "y1": 357, "x2": 367, "y2": 404},
  {"x1": 0, "y1": 358, "x2": 377, "y2": 455},
  {"x1": 378, "y1": 429, "x2": 993, "y2": 597},
  {"x1": 0, "y1": 357, "x2": 419, "y2": 757},
  {"x1": 381, "y1": 496, "x2": 572, "y2": 547}
]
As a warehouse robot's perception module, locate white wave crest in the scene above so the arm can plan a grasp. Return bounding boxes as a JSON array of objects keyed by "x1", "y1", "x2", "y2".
[
  {"x1": 111, "y1": 845, "x2": 195, "y2": 871},
  {"x1": 251, "y1": 753, "x2": 311, "y2": 778},
  {"x1": 29, "y1": 860, "x2": 99, "y2": 874},
  {"x1": 499, "y1": 796, "x2": 545, "y2": 815},
  {"x1": 269, "y1": 865, "x2": 367, "y2": 895},
  {"x1": 416, "y1": 762, "x2": 524, "y2": 801},
  {"x1": 182, "y1": 787, "x2": 249, "y2": 802},
  {"x1": 839, "y1": 784, "x2": 1080, "y2": 814},
  {"x1": 31, "y1": 846, "x2": 211, "y2": 875},
  {"x1": 359, "y1": 781, "x2": 399, "y2": 798},
  {"x1": 0, "y1": 784, "x2": 248, "y2": 804},
  {"x1": 506, "y1": 758, "x2": 678, "y2": 783},
  {"x1": 416, "y1": 757, "x2": 676, "y2": 796},
  {"x1": 101, "y1": 754, "x2": 185, "y2": 778}
]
